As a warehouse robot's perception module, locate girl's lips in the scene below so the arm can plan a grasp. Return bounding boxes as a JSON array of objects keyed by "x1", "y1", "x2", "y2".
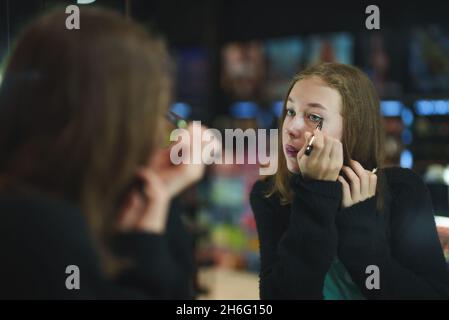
[{"x1": 285, "y1": 144, "x2": 299, "y2": 157}]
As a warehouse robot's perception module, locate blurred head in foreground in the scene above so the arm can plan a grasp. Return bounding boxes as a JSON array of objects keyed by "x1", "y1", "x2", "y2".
[{"x1": 0, "y1": 7, "x2": 171, "y2": 261}]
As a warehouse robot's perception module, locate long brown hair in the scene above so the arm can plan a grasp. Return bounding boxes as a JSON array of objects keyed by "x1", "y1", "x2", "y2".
[
  {"x1": 267, "y1": 63, "x2": 386, "y2": 212},
  {"x1": 0, "y1": 8, "x2": 171, "y2": 268}
]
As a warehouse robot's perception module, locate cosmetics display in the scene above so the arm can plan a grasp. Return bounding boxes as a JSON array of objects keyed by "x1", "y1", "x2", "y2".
[{"x1": 412, "y1": 100, "x2": 449, "y2": 173}]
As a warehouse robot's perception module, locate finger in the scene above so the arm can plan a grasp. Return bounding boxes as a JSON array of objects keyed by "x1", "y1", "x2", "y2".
[
  {"x1": 116, "y1": 192, "x2": 142, "y2": 232},
  {"x1": 137, "y1": 168, "x2": 167, "y2": 195},
  {"x1": 296, "y1": 131, "x2": 312, "y2": 161},
  {"x1": 135, "y1": 168, "x2": 152, "y2": 191},
  {"x1": 136, "y1": 168, "x2": 172, "y2": 231},
  {"x1": 311, "y1": 134, "x2": 332, "y2": 173},
  {"x1": 320, "y1": 135, "x2": 333, "y2": 161},
  {"x1": 309, "y1": 128, "x2": 324, "y2": 160},
  {"x1": 342, "y1": 165, "x2": 361, "y2": 202},
  {"x1": 369, "y1": 172, "x2": 378, "y2": 196},
  {"x1": 338, "y1": 175, "x2": 352, "y2": 208},
  {"x1": 350, "y1": 160, "x2": 369, "y2": 198},
  {"x1": 329, "y1": 140, "x2": 344, "y2": 170}
]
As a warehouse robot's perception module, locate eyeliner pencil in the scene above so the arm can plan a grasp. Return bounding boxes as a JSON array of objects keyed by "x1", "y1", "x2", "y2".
[{"x1": 304, "y1": 119, "x2": 324, "y2": 156}]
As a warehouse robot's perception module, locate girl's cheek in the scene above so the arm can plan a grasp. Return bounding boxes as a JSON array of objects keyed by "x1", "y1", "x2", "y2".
[{"x1": 282, "y1": 118, "x2": 290, "y2": 133}]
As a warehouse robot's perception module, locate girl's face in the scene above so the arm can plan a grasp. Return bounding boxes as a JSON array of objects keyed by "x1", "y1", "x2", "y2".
[{"x1": 282, "y1": 76, "x2": 344, "y2": 173}]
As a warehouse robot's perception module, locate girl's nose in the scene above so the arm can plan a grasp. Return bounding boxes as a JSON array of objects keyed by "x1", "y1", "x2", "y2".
[{"x1": 285, "y1": 116, "x2": 306, "y2": 139}]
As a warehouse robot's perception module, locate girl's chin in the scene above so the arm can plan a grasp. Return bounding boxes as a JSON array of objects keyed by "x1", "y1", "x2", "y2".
[{"x1": 286, "y1": 160, "x2": 300, "y2": 174}]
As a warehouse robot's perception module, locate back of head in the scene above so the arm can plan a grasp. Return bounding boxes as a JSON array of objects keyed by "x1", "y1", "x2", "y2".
[{"x1": 0, "y1": 7, "x2": 171, "y2": 239}]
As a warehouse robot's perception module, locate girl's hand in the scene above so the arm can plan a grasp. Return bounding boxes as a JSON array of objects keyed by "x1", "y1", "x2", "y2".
[
  {"x1": 116, "y1": 123, "x2": 214, "y2": 234},
  {"x1": 149, "y1": 147, "x2": 205, "y2": 199},
  {"x1": 151, "y1": 122, "x2": 215, "y2": 197},
  {"x1": 116, "y1": 168, "x2": 171, "y2": 234},
  {"x1": 337, "y1": 160, "x2": 377, "y2": 209},
  {"x1": 296, "y1": 128, "x2": 344, "y2": 182}
]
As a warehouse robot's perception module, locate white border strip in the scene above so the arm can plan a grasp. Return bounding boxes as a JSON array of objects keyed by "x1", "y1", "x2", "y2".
[{"x1": 435, "y1": 216, "x2": 449, "y2": 228}]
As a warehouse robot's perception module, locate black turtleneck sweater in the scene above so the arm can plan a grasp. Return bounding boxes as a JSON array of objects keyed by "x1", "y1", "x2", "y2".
[
  {"x1": 250, "y1": 167, "x2": 449, "y2": 299},
  {"x1": 0, "y1": 192, "x2": 195, "y2": 299}
]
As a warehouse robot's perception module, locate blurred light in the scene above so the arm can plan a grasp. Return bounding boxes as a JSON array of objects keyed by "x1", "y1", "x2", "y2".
[
  {"x1": 414, "y1": 100, "x2": 449, "y2": 116},
  {"x1": 230, "y1": 101, "x2": 259, "y2": 119},
  {"x1": 171, "y1": 102, "x2": 192, "y2": 119},
  {"x1": 401, "y1": 108, "x2": 414, "y2": 127},
  {"x1": 415, "y1": 100, "x2": 433, "y2": 115},
  {"x1": 256, "y1": 110, "x2": 274, "y2": 128},
  {"x1": 272, "y1": 101, "x2": 283, "y2": 118},
  {"x1": 436, "y1": 100, "x2": 449, "y2": 114},
  {"x1": 444, "y1": 167, "x2": 449, "y2": 185},
  {"x1": 401, "y1": 129, "x2": 413, "y2": 145},
  {"x1": 381, "y1": 100, "x2": 403, "y2": 117},
  {"x1": 400, "y1": 149, "x2": 413, "y2": 169}
]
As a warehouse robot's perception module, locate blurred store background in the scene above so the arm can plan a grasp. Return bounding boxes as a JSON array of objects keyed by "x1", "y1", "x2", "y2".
[{"x1": 1, "y1": 0, "x2": 449, "y2": 299}]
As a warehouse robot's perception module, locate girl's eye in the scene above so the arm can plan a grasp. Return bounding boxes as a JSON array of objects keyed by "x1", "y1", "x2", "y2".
[
  {"x1": 308, "y1": 113, "x2": 323, "y2": 123},
  {"x1": 286, "y1": 108, "x2": 296, "y2": 117}
]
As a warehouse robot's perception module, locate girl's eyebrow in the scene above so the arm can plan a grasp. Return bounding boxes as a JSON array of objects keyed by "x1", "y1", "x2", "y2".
[
  {"x1": 287, "y1": 96, "x2": 327, "y2": 111},
  {"x1": 307, "y1": 103, "x2": 327, "y2": 111},
  {"x1": 287, "y1": 97, "x2": 328, "y2": 111}
]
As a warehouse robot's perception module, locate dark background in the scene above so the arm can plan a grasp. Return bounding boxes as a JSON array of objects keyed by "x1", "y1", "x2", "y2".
[{"x1": 2, "y1": 0, "x2": 449, "y2": 45}]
